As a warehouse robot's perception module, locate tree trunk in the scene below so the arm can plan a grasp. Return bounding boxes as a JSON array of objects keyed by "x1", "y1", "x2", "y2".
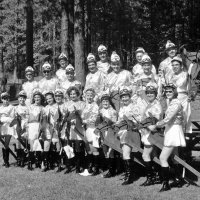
[
  {"x1": 74, "y1": 0, "x2": 85, "y2": 85},
  {"x1": 26, "y1": 0, "x2": 33, "y2": 67},
  {"x1": 61, "y1": 0, "x2": 69, "y2": 59}
]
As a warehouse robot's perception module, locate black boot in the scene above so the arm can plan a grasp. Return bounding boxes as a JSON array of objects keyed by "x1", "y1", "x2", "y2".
[
  {"x1": 115, "y1": 155, "x2": 123, "y2": 175},
  {"x1": 75, "y1": 152, "x2": 81, "y2": 173},
  {"x1": 16, "y1": 149, "x2": 21, "y2": 167},
  {"x1": 4, "y1": 148, "x2": 10, "y2": 168},
  {"x1": 122, "y1": 159, "x2": 134, "y2": 185},
  {"x1": 56, "y1": 152, "x2": 62, "y2": 173},
  {"x1": 41, "y1": 151, "x2": 48, "y2": 172},
  {"x1": 170, "y1": 164, "x2": 185, "y2": 188},
  {"x1": 35, "y1": 151, "x2": 41, "y2": 168},
  {"x1": 140, "y1": 161, "x2": 155, "y2": 186},
  {"x1": 2, "y1": 148, "x2": 6, "y2": 166},
  {"x1": 64, "y1": 156, "x2": 71, "y2": 174},
  {"x1": 20, "y1": 149, "x2": 25, "y2": 168},
  {"x1": 87, "y1": 154, "x2": 93, "y2": 174},
  {"x1": 28, "y1": 152, "x2": 34, "y2": 170},
  {"x1": 92, "y1": 155, "x2": 100, "y2": 176},
  {"x1": 159, "y1": 167, "x2": 171, "y2": 192},
  {"x1": 103, "y1": 158, "x2": 115, "y2": 178}
]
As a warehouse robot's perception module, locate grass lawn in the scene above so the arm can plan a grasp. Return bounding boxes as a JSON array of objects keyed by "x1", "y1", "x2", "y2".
[{"x1": 0, "y1": 144, "x2": 200, "y2": 200}]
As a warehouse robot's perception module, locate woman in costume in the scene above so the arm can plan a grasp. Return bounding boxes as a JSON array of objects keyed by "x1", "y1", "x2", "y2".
[
  {"x1": 65, "y1": 86, "x2": 86, "y2": 173},
  {"x1": 139, "y1": 82, "x2": 162, "y2": 186},
  {"x1": 97, "y1": 44, "x2": 111, "y2": 74},
  {"x1": 0, "y1": 92, "x2": 15, "y2": 167},
  {"x1": 149, "y1": 84, "x2": 186, "y2": 192},
  {"x1": 22, "y1": 66, "x2": 38, "y2": 105},
  {"x1": 105, "y1": 52, "x2": 133, "y2": 112},
  {"x1": 61, "y1": 64, "x2": 82, "y2": 101},
  {"x1": 39, "y1": 62, "x2": 59, "y2": 94}
]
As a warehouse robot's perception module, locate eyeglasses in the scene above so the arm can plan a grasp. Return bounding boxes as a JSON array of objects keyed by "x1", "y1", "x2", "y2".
[
  {"x1": 43, "y1": 70, "x2": 51, "y2": 74},
  {"x1": 146, "y1": 91, "x2": 155, "y2": 94},
  {"x1": 165, "y1": 90, "x2": 173, "y2": 93}
]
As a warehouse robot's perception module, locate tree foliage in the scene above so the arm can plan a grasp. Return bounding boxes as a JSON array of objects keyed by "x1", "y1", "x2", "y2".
[{"x1": 0, "y1": 0, "x2": 199, "y2": 79}]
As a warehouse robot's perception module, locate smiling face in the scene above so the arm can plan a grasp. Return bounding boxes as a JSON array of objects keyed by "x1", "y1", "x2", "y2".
[
  {"x1": 66, "y1": 71, "x2": 74, "y2": 81},
  {"x1": 146, "y1": 91, "x2": 156, "y2": 103},
  {"x1": 165, "y1": 89, "x2": 174, "y2": 100},
  {"x1": 102, "y1": 99, "x2": 110, "y2": 109},
  {"x1": 46, "y1": 94, "x2": 54, "y2": 105},
  {"x1": 86, "y1": 91, "x2": 95, "y2": 103},
  {"x1": 43, "y1": 70, "x2": 51, "y2": 79},
  {"x1": 172, "y1": 61, "x2": 182, "y2": 74},
  {"x1": 26, "y1": 72, "x2": 34, "y2": 81},
  {"x1": 55, "y1": 95, "x2": 63, "y2": 104},
  {"x1": 167, "y1": 47, "x2": 177, "y2": 58},
  {"x1": 142, "y1": 63, "x2": 152, "y2": 74},
  {"x1": 69, "y1": 90, "x2": 78, "y2": 101},
  {"x1": 111, "y1": 62, "x2": 121, "y2": 73},
  {"x1": 136, "y1": 52, "x2": 144, "y2": 63},
  {"x1": 59, "y1": 59, "x2": 68, "y2": 69},
  {"x1": 1, "y1": 97, "x2": 9, "y2": 106},
  {"x1": 34, "y1": 95, "x2": 41, "y2": 105},
  {"x1": 121, "y1": 94, "x2": 131, "y2": 106},
  {"x1": 98, "y1": 51, "x2": 107, "y2": 62},
  {"x1": 18, "y1": 96, "x2": 26, "y2": 105},
  {"x1": 88, "y1": 62, "x2": 97, "y2": 73}
]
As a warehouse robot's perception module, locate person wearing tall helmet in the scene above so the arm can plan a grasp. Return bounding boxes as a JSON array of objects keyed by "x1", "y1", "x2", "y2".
[
  {"x1": 149, "y1": 84, "x2": 186, "y2": 192},
  {"x1": 169, "y1": 56, "x2": 192, "y2": 134},
  {"x1": 83, "y1": 53, "x2": 106, "y2": 103},
  {"x1": 61, "y1": 64, "x2": 82, "y2": 101},
  {"x1": 39, "y1": 62, "x2": 59, "y2": 94},
  {"x1": 22, "y1": 66, "x2": 38, "y2": 106},
  {"x1": 159, "y1": 40, "x2": 178, "y2": 84},
  {"x1": 104, "y1": 51, "x2": 133, "y2": 112},
  {"x1": 56, "y1": 52, "x2": 68, "y2": 83},
  {"x1": 97, "y1": 44, "x2": 111, "y2": 74},
  {"x1": 132, "y1": 47, "x2": 156, "y2": 79}
]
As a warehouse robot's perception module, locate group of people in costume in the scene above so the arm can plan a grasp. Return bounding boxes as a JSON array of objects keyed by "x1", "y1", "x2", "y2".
[{"x1": 0, "y1": 41, "x2": 195, "y2": 192}]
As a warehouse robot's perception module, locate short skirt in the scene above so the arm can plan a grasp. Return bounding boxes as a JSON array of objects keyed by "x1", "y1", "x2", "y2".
[
  {"x1": 85, "y1": 125, "x2": 100, "y2": 148},
  {"x1": 164, "y1": 124, "x2": 186, "y2": 147},
  {"x1": 27, "y1": 122, "x2": 40, "y2": 140}
]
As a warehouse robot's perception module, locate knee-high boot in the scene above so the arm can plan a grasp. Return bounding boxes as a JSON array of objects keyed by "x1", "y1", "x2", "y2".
[
  {"x1": 140, "y1": 161, "x2": 155, "y2": 186},
  {"x1": 75, "y1": 152, "x2": 81, "y2": 173},
  {"x1": 20, "y1": 149, "x2": 25, "y2": 167},
  {"x1": 103, "y1": 158, "x2": 115, "y2": 178},
  {"x1": 41, "y1": 151, "x2": 48, "y2": 172},
  {"x1": 28, "y1": 152, "x2": 34, "y2": 170},
  {"x1": 56, "y1": 152, "x2": 62, "y2": 172},
  {"x1": 170, "y1": 164, "x2": 185, "y2": 188},
  {"x1": 4, "y1": 148, "x2": 10, "y2": 168},
  {"x1": 79, "y1": 154, "x2": 92, "y2": 176},
  {"x1": 35, "y1": 151, "x2": 41, "y2": 168},
  {"x1": 159, "y1": 167, "x2": 171, "y2": 192},
  {"x1": 122, "y1": 159, "x2": 134, "y2": 185},
  {"x1": 16, "y1": 149, "x2": 21, "y2": 167},
  {"x1": 2, "y1": 148, "x2": 6, "y2": 166},
  {"x1": 92, "y1": 155, "x2": 100, "y2": 176}
]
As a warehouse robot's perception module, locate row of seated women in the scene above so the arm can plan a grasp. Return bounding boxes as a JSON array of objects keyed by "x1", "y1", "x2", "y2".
[{"x1": 0, "y1": 41, "x2": 193, "y2": 192}]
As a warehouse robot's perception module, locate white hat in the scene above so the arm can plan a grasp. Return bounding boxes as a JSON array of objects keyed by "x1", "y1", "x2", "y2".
[
  {"x1": 98, "y1": 44, "x2": 107, "y2": 53},
  {"x1": 18, "y1": 90, "x2": 27, "y2": 97},
  {"x1": 65, "y1": 64, "x2": 74, "y2": 72},
  {"x1": 55, "y1": 88, "x2": 64, "y2": 96},
  {"x1": 171, "y1": 56, "x2": 182, "y2": 64},
  {"x1": 141, "y1": 54, "x2": 151, "y2": 64},
  {"x1": 59, "y1": 52, "x2": 68, "y2": 61},
  {"x1": 43, "y1": 90, "x2": 54, "y2": 96},
  {"x1": 85, "y1": 87, "x2": 95, "y2": 95},
  {"x1": 25, "y1": 66, "x2": 34, "y2": 74},
  {"x1": 1, "y1": 92, "x2": 9, "y2": 98},
  {"x1": 42, "y1": 62, "x2": 52, "y2": 71},
  {"x1": 135, "y1": 47, "x2": 145, "y2": 54},
  {"x1": 119, "y1": 85, "x2": 132, "y2": 97},
  {"x1": 111, "y1": 51, "x2": 120, "y2": 63},
  {"x1": 32, "y1": 88, "x2": 43, "y2": 97},
  {"x1": 87, "y1": 53, "x2": 96, "y2": 63},
  {"x1": 100, "y1": 89, "x2": 110, "y2": 101},
  {"x1": 165, "y1": 40, "x2": 176, "y2": 50},
  {"x1": 146, "y1": 82, "x2": 158, "y2": 92}
]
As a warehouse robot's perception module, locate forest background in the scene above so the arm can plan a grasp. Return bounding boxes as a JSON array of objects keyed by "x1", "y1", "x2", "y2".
[{"x1": 0, "y1": 0, "x2": 200, "y2": 85}]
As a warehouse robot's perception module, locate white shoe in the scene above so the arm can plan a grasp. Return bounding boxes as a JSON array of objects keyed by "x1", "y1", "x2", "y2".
[{"x1": 79, "y1": 169, "x2": 92, "y2": 176}]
